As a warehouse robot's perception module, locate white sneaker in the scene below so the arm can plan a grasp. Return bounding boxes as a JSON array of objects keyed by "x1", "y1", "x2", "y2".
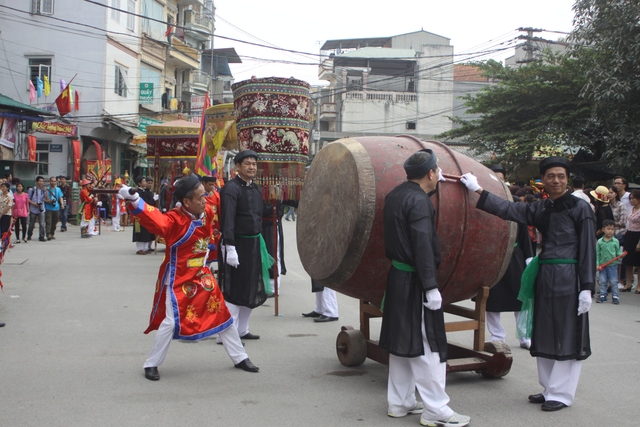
[
  {"x1": 388, "y1": 401, "x2": 423, "y2": 417},
  {"x1": 420, "y1": 412, "x2": 470, "y2": 427}
]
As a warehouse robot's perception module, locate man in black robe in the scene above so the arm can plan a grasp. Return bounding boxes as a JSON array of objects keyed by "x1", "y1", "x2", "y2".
[
  {"x1": 132, "y1": 176, "x2": 155, "y2": 254},
  {"x1": 219, "y1": 150, "x2": 269, "y2": 341},
  {"x1": 485, "y1": 164, "x2": 535, "y2": 350},
  {"x1": 380, "y1": 149, "x2": 470, "y2": 427},
  {"x1": 460, "y1": 156, "x2": 596, "y2": 411}
]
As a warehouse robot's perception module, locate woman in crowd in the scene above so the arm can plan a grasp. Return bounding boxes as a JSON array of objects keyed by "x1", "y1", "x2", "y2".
[
  {"x1": 12, "y1": 182, "x2": 29, "y2": 243},
  {"x1": 0, "y1": 182, "x2": 14, "y2": 243},
  {"x1": 622, "y1": 189, "x2": 640, "y2": 292}
]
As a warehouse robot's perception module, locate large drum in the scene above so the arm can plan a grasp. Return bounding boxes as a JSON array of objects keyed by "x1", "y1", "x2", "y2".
[{"x1": 297, "y1": 136, "x2": 515, "y2": 305}]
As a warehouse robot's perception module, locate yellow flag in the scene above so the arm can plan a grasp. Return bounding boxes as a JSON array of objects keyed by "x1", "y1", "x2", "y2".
[{"x1": 43, "y1": 75, "x2": 51, "y2": 96}]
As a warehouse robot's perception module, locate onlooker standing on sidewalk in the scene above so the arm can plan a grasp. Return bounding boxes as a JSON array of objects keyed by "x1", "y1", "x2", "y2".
[
  {"x1": 12, "y1": 182, "x2": 28, "y2": 243},
  {"x1": 621, "y1": 190, "x2": 640, "y2": 292},
  {"x1": 284, "y1": 205, "x2": 296, "y2": 221},
  {"x1": 613, "y1": 176, "x2": 631, "y2": 219},
  {"x1": 44, "y1": 176, "x2": 63, "y2": 240},
  {"x1": 596, "y1": 220, "x2": 624, "y2": 304},
  {"x1": 0, "y1": 182, "x2": 14, "y2": 245},
  {"x1": 58, "y1": 176, "x2": 71, "y2": 232},
  {"x1": 27, "y1": 176, "x2": 47, "y2": 242}
]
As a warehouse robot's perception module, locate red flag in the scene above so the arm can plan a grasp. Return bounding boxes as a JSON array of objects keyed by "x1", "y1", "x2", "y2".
[
  {"x1": 164, "y1": 25, "x2": 172, "y2": 37},
  {"x1": 72, "y1": 140, "x2": 82, "y2": 181},
  {"x1": 27, "y1": 135, "x2": 37, "y2": 162},
  {"x1": 75, "y1": 90, "x2": 80, "y2": 110},
  {"x1": 93, "y1": 140, "x2": 103, "y2": 162},
  {"x1": 55, "y1": 84, "x2": 72, "y2": 116}
]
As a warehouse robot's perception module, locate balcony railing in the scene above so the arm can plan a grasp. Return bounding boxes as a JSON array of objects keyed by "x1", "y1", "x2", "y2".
[
  {"x1": 345, "y1": 91, "x2": 417, "y2": 102},
  {"x1": 182, "y1": 70, "x2": 210, "y2": 93},
  {"x1": 321, "y1": 103, "x2": 336, "y2": 114},
  {"x1": 183, "y1": 9, "x2": 213, "y2": 40}
]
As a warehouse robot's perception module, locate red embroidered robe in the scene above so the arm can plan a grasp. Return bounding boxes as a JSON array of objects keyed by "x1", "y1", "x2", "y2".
[
  {"x1": 204, "y1": 190, "x2": 221, "y2": 262},
  {"x1": 80, "y1": 188, "x2": 96, "y2": 221},
  {"x1": 129, "y1": 199, "x2": 232, "y2": 340}
]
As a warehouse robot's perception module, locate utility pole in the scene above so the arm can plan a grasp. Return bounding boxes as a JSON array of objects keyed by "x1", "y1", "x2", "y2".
[{"x1": 516, "y1": 27, "x2": 543, "y2": 65}]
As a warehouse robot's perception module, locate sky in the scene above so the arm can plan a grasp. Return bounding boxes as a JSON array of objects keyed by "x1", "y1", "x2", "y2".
[{"x1": 214, "y1": 0, "x2": 577, "y2": 86}]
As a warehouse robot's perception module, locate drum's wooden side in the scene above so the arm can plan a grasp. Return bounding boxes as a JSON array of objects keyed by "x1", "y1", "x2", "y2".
[
  {"x1": 297, "y1": 136, "x2": 515, "y2": 306},
  {"x1": 297, "y1": 139, "x2": 376, "y2": 288}
]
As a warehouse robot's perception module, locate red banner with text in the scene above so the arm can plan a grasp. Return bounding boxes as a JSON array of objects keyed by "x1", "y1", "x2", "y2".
[{"x1": 27, "y1": 135, "x2": 37, "y2": 162}]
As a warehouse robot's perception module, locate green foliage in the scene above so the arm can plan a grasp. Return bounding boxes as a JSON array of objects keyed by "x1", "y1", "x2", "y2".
[
  {"x1": 438, "y1": 52, "x2": 603, "y2": 169},
  {"x1": 570, "y1": 0, "x2": 640, "y2": 170}
]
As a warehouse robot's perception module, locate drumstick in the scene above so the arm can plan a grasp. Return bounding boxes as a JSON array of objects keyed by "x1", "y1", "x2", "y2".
[
  {"x1": 597, "y1": 251, "x2": 627, "y2": 271},
  {"x1": 442, "y1": 173, "x2": 462, "y2": 181}
]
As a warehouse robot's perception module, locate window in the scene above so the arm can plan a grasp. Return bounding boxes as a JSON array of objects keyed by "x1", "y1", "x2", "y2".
[
  {"x1": 36, "y1": 142, "x2": 50, "y2": 176},
  {"x1": 406, "y1": 121, "x2": 416, "y2": 130},
  {"x1": 28, "y1": 58, "x2": 51, "y2": 92},
  {"x1": 31, "y1": 0, "x2": 54, "y2": 15},
  {"x1": 111, "y1": 0, "x2": 121, "y2": 22},
  {"x1": 127, "y1": 0, "x2": 135, "y2": 30},
  {"x1": 114, "y1": 65, "x2": 128, "y2": 97}
]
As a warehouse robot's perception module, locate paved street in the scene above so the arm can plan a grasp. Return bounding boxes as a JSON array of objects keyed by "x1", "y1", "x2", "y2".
[{"x1": 1, "y1": 219, "x2": 639, "y2": 426}]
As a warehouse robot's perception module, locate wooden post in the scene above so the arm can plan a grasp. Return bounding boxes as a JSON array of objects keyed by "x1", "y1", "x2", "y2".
[{"x1": 272, "y1": 199, "x2": 279, "y2": 316}]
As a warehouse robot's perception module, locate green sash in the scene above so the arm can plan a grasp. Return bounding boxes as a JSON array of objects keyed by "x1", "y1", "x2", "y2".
[
  {"x1": 381, "y1": 260, "x2": 417, "y2": 312},
  {"x1": 516, "y1": 257, "x2": 578, "y2": 339},
  {"x1": 236, "y1": 234, "x2": 275, "y2": 295}
]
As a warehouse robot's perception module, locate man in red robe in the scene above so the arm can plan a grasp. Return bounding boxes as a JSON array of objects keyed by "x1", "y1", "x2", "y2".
[
  {"x1": 201, "y1": 175, "x2": 221, "y2": 268},
  {"x1": 79, "y1": 179, "x2": 100, "y2": 238},
  {"x1": 121, "y1": 173, "x2": 259, "y2": 381}
]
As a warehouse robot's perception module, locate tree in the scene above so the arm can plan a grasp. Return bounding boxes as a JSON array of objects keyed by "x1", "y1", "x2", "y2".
[
  {"x1": 570, "y1": 0, "x2": 640, "y2": 171},
  {"x1": 438, "y1": 54, "x2": 604, "y2": 170}
]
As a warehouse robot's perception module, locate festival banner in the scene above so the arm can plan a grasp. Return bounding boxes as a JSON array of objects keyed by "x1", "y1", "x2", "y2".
[
  {"x1": 72, "y1": 139, "x2": 81, "y2": 181},
  {"x1": 86, "y1": 159, "x2": 112, "y2": 184},
  {"x1": 27, "y1": 135, "x2": 37, "y2": 162},
  {"x1": 32, "y1": 121, "x2": 77, "y2": 136}
]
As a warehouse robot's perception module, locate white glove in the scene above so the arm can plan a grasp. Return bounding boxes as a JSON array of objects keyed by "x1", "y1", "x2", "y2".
[
  {"x1": 577, "y1": 290, "x2": 592, "y2": 315},
  {"x1": 96, "y1": 201, "x2": 103, "y2": 207},
  {"x1": 225, "y1": 245, "x2": 239, "y2": 268},
  {"x1": 119, "y1": 185, "x2": 140, "y2": 202},
  {"x1": 438, "y1": 167, "x2": 446, "y2": 182},
  {"x1": 423, "y1": 288, "x2": 442, "y2": 311},
  {"x1": 460, "y1": 173, "x2": 481, "y2": 192},
  {"x1": 153, "y1": 194, "x2": 159, "y2": 201},
  {"x1": 525, "y1": 257, "x2": 533, "y2": 266}
]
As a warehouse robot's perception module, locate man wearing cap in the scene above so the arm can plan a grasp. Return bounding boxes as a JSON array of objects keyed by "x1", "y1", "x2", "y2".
[
  {"x1": 111, "y1": 178, "x2": 125, "y2": 231},
  {"x1": 132, "y1": 176, "x2": 155, "y2": 254},
  {"x1": 485, "y1": 164, "x2": 535, "y2": 350},
  {"x1": 460, "y1": 156, "x2": 596, "y2": 411},
  {"x1": 79, "y1": 178, "x2": 100, "y2": 238},
  {"x1": 119, "y1": 174, "x2": 259, "y2": 380},
  {"x1": 58, "y1": 176, "x2": 71, "y2": 232},
  {"x1": 380, "y1": 149, "x2": 470, "y2": 427},
  {"x1": 218, "y1": 150, "x2": 271, "y2": 342}
]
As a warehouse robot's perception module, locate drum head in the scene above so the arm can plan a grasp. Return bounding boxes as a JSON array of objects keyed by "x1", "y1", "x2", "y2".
[{"x1": 297, "y1": 139, "x2": 376, "y2": 288}]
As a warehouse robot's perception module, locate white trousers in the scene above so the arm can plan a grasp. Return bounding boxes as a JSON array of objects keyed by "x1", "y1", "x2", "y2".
[
  {"x1": 143, "y1": 285, "x2": 248, "y2": 368},
  {"x1": 225, "y1": 302, "x2": 253, "y2": 337},
  {"x1": 486, "y1": 311, "x2": 530, "y2": 346},
  {"x1": 387, "y1": 310, "x2": 453, "y2": 421},
  {"x1": 112, "y1": 204, "x2": 120, "y2": 230},
  {"x1": 537, "y1": 358, "x2": 582, "y2": 406},
  {"x1": 315, "y1": 288, "x2": 339, "y2": 317},
  {"x1": 136, "y1": 242, "x2": 152, "y2": 251}
]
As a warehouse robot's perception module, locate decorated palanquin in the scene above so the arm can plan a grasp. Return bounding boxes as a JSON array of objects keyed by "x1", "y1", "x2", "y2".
[
  {"x1": 232, "y1": 77, "x2": 311, "y2": 201},
  {"x1": 130, "y1": 199, "x2": 232, "y2": 340},
  {"x1": 146, "y1": 119, "x2": 200, "y2": 159}
]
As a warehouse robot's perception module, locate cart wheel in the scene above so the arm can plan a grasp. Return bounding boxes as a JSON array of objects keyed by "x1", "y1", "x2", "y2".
[
  {"x1": 479, "y1": 341, "x2": 513, "y2": 378},
  {"x1": 336, "y1": 329, "x2": 367, "y2": 367}
]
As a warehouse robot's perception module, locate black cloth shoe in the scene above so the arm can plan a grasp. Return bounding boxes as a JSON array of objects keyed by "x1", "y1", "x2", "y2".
[
  {"x1": 144, "y1": 367, "x2": 160, "y2": 381},
  {"x1": 302, "y1": 311, "x2": 322, "y2": 318},
  {"x1": 313, "y1": 315, "x2": 338, "y2": 323},
  {"x1": 39, "y1": 237, "x2": 47, "y2": 242},
  {"x1": 528, "y1": 393, "x2": 545, "y2": 404},
  {"x1": 541, "y1": 400, "x2": 567, "y2": 411},
  {"x1": 0, "y1": 322, "x2": 5, "y2": 327},
  {"x1": 235, "y1": 358, "x2": 259, "y2": 372},
  {"x1": 240, "y1": 332, "x2": 260, "y2": 340}
]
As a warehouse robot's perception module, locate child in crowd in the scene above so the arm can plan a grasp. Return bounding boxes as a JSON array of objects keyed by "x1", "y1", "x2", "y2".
[{"x1": 597, "y1": 219, "x2": 625, "y2": 304}]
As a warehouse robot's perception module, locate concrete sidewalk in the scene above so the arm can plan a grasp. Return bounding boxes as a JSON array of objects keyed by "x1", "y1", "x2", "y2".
[{"x1": 0, "y1": 220, "x2": 639, "y2": 426}]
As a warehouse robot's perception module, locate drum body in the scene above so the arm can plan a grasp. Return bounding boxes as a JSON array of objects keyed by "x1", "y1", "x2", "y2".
[{"x1": 297, "y1": 136, "x2": 515, "y2": 305}]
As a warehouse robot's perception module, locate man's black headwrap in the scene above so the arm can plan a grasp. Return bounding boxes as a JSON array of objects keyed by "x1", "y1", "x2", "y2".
[
  {"x1": 539, "y1": 156, "x2": 570, "y2": 175},
  {"x1": 173, "y1": 173, "x2": 201, "y2": 201},
  {"x1": 234, "y1": 150, "x2": 258, "y2": 165},
  {"x1": 404, "y1": 149, "x2": 437, "y2": 179}
]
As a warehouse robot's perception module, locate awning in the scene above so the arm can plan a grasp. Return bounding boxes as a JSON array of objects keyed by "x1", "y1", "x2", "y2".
[
  {"x1": 0, "y1": 93, "x2": 56, "y2": 117},
  {"x1": 104, "y1": 118, "x2": 144, "y2": 137},
  {"x1": 84, "y1": 127, "x2": 132, "y2": 145}
]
